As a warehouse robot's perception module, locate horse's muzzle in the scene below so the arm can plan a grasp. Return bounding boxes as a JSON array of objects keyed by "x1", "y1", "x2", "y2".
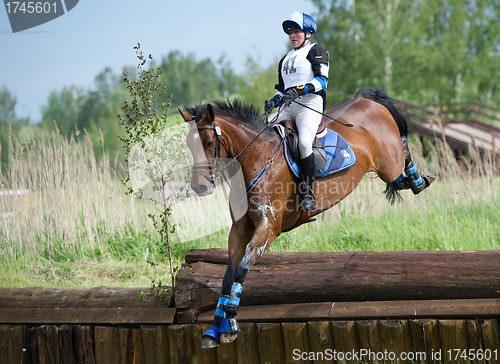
[{"x1": 191, "y1": 181, "x2": 214, "y2": 197}]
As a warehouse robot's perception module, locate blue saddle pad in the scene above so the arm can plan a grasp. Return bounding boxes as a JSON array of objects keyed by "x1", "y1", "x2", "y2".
[{"x1": 276, "y1": 126, "x2": 356, "y2": 179}]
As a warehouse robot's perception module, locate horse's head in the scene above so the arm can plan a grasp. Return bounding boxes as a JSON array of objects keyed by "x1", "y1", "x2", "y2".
[{"x1": 180, "y1": 104, "x2": 229, "y2": 197}]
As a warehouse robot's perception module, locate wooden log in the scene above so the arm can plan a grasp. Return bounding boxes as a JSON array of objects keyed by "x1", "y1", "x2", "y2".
[
  {"x1": 26, "y1": 325, "x2": 38, "y2": 364},
  {"x1": 467, "y1": 320, "x2": 484, "y2": 353},
  {"x1": 378, "y1": 320, "x2": 413, "y2": 364},
  {"x1": 216, "y1": 336, "x2": 238, "y2": 364},
  {"x1": 0, "y1": 287, "x2": 169, "y2": 308},
  {"x1": 126, "y1": 328, "x2": 145, "y2": 364},
  {"x1": 421, "y1": 319, "x2": 442, "y2": 364},
  {"x1": 356, "y1": 320, "x2": 382, "y2": 363},
  {"x1": 184, "y1": 248, "x2": 500, "y2": 268},
  {"x1": 439, "y1": 320, "x2": 469, "y2": 363},
  {"x1": 119, "y1": 327, "x2": 130, "y2": 364},
  {"x1": 409, "y1": 320, "x2": 430, "y2": 364},
  {"x1": 176, "y1": 250, "x2": 500, "y2": 313},
  {"x1": 257, "y1": 323, "x2": 285, "y2": 364},
  {"x1": 167, "y1": 325, "x2": 194, "y2": 364},
  {"x1": 76, "y1": 326, "x2": 96, "y2": 364},
  {"x1": 282, "y1": 322, "x2": 312, "y2": 364},
  {"x1": 191, "y1": 324, "x2": 217, "y2": 364},
  {"x1": 307, "y1": 321, "x2": 335, "y2": 364},
  {"x1": 34, "y1": 326, "x2": 53, "y2": 364},
  {"x1": 481, "y1": 319, "x2": 500, "y2": 364},
  {"x1": 0, "y1": 325, "x2": 26, "y2": 364},
  {"x1": 331, "y1": 321, "x2": 360, "y2": 364},
  {"x1": 56, "y1": 326, "x2": 75, "y2": 364},
  {"x1": 196, "y1": 302, "x2": 332, "y2": 324},
  {"x1": 195, "y1": 298, "x2": 500, "y2": 325},
  {"x1": 94, "y1": 326, "x2": 120, "y2": 364},
  {"x1": 0, "y1": 307, "x2": 176, "y2": 324},
  {"x1": 140, "y1": 325, "x2": 169, "y2": 364},
  {"x1": 410, "y1": 319, "x2": 443, "y2": 364},
  {"x1": 237, "y1": 323, "x2": 261, "y2": 364},
  {"x1": 329, "y1": 298, "x2": 500, "y2": 319},
  {"x1": 115, "y1": 327, "x2": 145, "y2": 364}
]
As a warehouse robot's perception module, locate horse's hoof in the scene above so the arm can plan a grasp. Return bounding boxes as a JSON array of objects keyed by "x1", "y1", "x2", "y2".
[
  {"x1": 201, "y1": 336, "x2": 220, "y2": 349},
  {"x1": 220, "y1": 332, "x2": 238, "y2": 344}
]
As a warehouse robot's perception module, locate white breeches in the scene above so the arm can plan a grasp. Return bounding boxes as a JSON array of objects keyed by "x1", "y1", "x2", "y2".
[{"x1": 271, "y1": 94, "x2": 323, "y2": 158}]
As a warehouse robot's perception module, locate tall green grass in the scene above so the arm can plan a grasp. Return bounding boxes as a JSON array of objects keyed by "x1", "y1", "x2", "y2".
[{"x1": 0, "y1": 127, "x2": 499, "y2": 288}]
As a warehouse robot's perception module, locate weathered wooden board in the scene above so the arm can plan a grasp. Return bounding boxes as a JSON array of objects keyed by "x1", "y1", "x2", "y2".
[
  {"x1": 0, "y1": 307, "x2": 176, "y2": 324},
  {"x1": 196, "y1": 299, "x2": 500, "y2": 324},
  {"x1": 184, "y1": 248, "x2": 500, "y2": 267},
  {"x1": 1, "y1": 318, "x2": 500, "y2": 364},
  {"x1": 0, "y1": 286, "x2": 169, "y2": 308},
  {"x1": 176, "y1": 249, "x2": 500, "y2": 314}
]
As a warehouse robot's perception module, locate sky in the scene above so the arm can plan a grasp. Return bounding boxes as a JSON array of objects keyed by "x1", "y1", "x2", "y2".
[{"x1": 0, "y1": 0, "x2": 317, "y2": 123}]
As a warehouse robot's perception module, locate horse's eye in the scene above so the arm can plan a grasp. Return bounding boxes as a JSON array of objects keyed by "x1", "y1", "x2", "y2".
[{"x1": 205, "y1": 140, "x2": 214, "y2": 148}]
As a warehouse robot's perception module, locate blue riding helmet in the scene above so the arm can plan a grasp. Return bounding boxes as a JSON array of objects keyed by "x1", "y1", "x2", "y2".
[{"x1": 282, "y1": 12, "x2": 317, "y2": 35}]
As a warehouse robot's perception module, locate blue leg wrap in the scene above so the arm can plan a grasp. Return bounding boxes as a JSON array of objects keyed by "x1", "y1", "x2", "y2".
[
  {"x1": 203, "y1": 325, "x2": 221, "y2": 342},
  {"x1": 405, "y1": 161, "x2": 418, "y2": 176},
  {"x1": 405, "y1": 161, "x2": 425, "y2": 194},
  {"x1": 202, "y1": 295, "x2": 229, "y2": 341},
  {"x1": 219, "y1": 283, "x2": 243, "y2": 334},
  {"x1": 219, "y1": 318, "x2": 240, "y2": 334}
]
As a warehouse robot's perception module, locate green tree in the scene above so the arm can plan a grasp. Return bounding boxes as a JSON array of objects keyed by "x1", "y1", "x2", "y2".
[
  {"x1": 311, "y1": 0, "x2": 500, "y2": 105},
  {"x1": 40, "y1": 86, "x2": 84, "y2": 136},
  {"x1": 0, "y1": 86, "x2": 17, "y2": 124},
  {"x1": 0, "y1": 86, "x2": 27, "y2": 172},
  {"x1": 239, "y1": 57, "x2": 278, "y2": 112},
  {"x1": 39, "y1": 68, "x2": 128, "y2": 164},
  {"x1": 158, "y1": 51, "x2": 244, "y2": 108}
]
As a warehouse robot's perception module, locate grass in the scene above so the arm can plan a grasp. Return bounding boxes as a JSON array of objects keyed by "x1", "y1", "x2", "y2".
[{"x1": 0, "y1": 127, "x2": 499, "y2": 288}]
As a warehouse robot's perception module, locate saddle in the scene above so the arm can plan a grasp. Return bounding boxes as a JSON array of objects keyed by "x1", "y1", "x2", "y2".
[{"x1": 279, "y1": 119, "x2": 328, "y2": 172}]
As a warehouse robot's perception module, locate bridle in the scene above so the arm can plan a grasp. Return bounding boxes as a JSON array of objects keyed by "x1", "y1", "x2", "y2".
[
  {"x1": 189, "y1": 109, "x2": 287, "y2": 196},
  {"x1": 190, "y1": 121, "x2": 229, "y2": 185}
]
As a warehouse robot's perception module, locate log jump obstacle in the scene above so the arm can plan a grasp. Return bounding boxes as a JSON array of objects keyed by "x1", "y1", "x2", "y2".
[{"x1": 1, "y1": 249, "x2": 500, "y2": 363}]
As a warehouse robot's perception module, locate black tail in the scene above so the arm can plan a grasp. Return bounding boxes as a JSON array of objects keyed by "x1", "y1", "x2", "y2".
[
  {"x1": 355, "y1": 88, "x2": 408, "y2": 204},
  {"x1": 383, "y1": 182, "x2": 402, "y2": 205},
  {"x1": 355, "y1": 88, "x2": 408, "y2": 137}
]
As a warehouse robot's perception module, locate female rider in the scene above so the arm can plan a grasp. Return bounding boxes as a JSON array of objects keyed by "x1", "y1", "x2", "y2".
[{"x1": 265, "y1": 11, "x2": 330, "y2": 211}]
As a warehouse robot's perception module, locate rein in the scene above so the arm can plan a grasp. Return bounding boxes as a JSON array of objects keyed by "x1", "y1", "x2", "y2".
[
  {"x1": 190, "y1": 108, "x2": 286, "y2": 195},
  {"x1": 190, "y1": 97, "x2": 349, "y2": 196},
  {"x1": 292, "y1": 99, "x2": 354, "y2": 127}
]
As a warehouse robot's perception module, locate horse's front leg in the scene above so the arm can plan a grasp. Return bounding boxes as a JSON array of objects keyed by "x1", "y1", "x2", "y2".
[
  {"x1": 202, "y1": 197, "x2": 281, "y2": 348},
  {"x1": 201, "y1": 214, "x2": 254, "y2": 349}
]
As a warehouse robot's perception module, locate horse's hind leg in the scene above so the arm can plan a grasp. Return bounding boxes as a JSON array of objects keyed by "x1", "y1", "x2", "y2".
[{"x1": 391, "y1": 136, "x2": 435, "y2": 195}]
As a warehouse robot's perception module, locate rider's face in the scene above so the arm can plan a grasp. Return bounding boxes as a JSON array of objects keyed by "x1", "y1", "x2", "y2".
[{"x1": 288, "y1": 29, "x2": 309, "y2": 48}]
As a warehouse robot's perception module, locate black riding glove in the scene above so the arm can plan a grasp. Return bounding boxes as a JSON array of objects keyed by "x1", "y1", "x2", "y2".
[
  {"x1": 283, "y1": 85, "x2": 306, "y2": 107},
  {"x1": 264, "y1": 95, "x2": 282, "y2": 114}
]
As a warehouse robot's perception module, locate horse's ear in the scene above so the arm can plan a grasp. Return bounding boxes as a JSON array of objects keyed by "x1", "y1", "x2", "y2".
[
  {"x1": 178, "y1": 108, "x2": 193, "y2": 122},
  {"x1": 206, "y1": 104, "x2": 215, "y2": 122}
]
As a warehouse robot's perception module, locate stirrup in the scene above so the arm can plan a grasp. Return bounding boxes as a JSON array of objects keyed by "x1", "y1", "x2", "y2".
[{"x1": 298, "y1": 189, "x2": 317, "y2": 211}]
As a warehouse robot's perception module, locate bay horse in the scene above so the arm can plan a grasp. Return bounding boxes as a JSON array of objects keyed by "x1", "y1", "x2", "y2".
[{"x1": 179, "y1": 88, "x2": 433, "y2": 348}]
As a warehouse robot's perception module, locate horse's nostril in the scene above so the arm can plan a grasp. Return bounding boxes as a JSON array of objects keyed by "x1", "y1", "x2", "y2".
[{"x1": 193, "y1": 184, "x2": 209, "y2": 195}]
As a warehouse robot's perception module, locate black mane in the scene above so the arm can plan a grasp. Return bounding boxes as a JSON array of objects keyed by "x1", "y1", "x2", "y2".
[{"x1": 185, "y1": 99, "x2": 269, "y2": 132}]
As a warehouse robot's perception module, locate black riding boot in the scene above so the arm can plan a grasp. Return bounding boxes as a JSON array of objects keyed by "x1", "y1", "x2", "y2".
[{"x1": 298, "y1": 153, "x2": 317, "y2": 211}]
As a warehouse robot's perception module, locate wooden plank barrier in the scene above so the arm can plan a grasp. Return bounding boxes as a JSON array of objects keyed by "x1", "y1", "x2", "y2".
[
  {"x1": 176, "y1": 249, "x2": 500, "y2": 318},
  {"x1": 3, "y1": 320, "x2": 499, "y2": 363},
  {"x1": 1, "y1": 249, "x2": 500, "y2": 363}
]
